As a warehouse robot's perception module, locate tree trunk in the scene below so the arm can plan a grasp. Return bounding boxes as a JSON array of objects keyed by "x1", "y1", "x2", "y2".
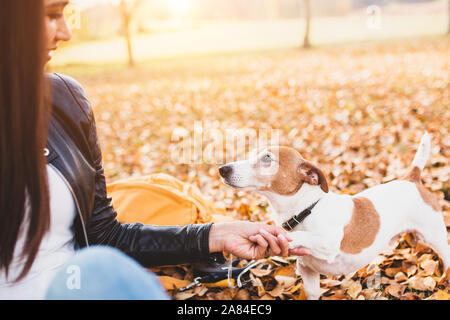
[
  {"x1": 302, "y1": 0, "x2": 311, "y2": 48},
  {"x1": 121, "y1": 0, "x2": 135, "y2": 67}
]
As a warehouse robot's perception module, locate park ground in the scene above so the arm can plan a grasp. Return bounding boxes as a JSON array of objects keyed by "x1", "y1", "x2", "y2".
[{"x1": 52, "y1": 32, "x2": 450, "y2": 299}]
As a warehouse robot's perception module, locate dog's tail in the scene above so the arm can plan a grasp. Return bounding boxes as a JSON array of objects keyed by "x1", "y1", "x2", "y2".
[
  {"x1": 411, "y1": 131, "x2": 431, "y2": 171},
  {"x1": 403, "y1": 132, "x2": 431, "y2": 182}
]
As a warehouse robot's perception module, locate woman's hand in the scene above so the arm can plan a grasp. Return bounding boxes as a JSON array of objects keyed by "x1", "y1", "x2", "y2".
[{"x1": 209, "y1": 222, "x2": 310, "y2": 260}]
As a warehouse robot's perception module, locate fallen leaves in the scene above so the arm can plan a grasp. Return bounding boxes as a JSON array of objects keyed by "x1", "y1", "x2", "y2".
[
  {"x1": 408, "y1": 276, "x2": 436, "y2": 292},
  {"x1": 436, "y1": 290, "x2": 450, "y2": 300},
  {"x1": 61, "y1": 37, "x2": 450, "y2": 300},
  {"x1": 158, "y1": 276, "x2": 191, "y2": 291},
  {"x1": 385, "y1": 283, "x2": 407, "y2": 299}
]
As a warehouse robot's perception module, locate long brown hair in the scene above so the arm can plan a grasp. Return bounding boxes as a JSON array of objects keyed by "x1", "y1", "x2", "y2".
[{"x1": 0, "y1": 0, "x2": 50, "y2": 281}]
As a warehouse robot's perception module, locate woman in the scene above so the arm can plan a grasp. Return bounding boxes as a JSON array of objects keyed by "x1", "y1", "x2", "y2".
[{"x1": 0, "y1": 0, "x2": 309, "y2": 300}]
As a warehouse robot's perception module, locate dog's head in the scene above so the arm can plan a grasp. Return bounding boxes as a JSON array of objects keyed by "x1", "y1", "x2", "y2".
[{"x1": 219, "y1": 146, "x2": 328, "y2": 196}]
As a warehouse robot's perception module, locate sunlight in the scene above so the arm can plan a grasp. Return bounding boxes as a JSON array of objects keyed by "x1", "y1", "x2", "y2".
[
  {"x1": 168, "y1": 0, "x2": 192, "y2": 28},
  {"x1": 72, "y1": 0, "x2": 120, "y2": 9},
  {"x1": 168, "y1": 0, "x2": 190, "y2": 14}
]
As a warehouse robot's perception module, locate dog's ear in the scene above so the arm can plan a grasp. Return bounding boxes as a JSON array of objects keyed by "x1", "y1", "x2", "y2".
[{"x1": 298, "y1": 161, "x2": 329, "y2": 193}]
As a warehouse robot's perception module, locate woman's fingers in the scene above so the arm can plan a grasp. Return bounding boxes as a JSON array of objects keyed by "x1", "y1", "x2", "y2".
[
  {"x1": 249, "y1": 234, "x2": 268, "y2": 253},
  {"x1": 259, "y1": 229, "x2": 282, "y2": 256},
  {"x1": 258, "y1": 226, "x2": 293, "y2": 256},
  {"x1": 262, "y1": 225, "x2": 293, "y2": 242},
  {"x1": 249, "y1": 224, "x2": 311, "y2": 258},
  {"x1": 277, "y1": 234, "x2": 290, "y2": 257}
]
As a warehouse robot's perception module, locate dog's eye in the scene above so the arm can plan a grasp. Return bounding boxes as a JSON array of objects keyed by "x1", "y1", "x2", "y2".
[{"x1": 262, "y1": 154, "x2": 272, "y2": 163}]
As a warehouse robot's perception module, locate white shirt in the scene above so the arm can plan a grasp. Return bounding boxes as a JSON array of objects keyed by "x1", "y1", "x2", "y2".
[{"x1": 0, "y1": 165, "x2": 77, "y2": 300}]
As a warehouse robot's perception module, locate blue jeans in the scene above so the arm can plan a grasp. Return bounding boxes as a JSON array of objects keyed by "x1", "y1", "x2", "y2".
[{"x1": 45, "y1": 246, "x2": 170, "y2": 300}]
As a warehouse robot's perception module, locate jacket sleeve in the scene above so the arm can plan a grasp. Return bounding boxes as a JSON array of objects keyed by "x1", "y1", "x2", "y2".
[{"x1": 60, "y1": 74, "x2": 215, "y2": 267}]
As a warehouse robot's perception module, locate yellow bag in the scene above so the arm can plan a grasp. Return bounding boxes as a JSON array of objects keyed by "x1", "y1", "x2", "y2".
[
  {"x1": 106, "y1": 173, "x2": 235, "y2": 291},
  {"x1": 106, "y1": 173, "x2": 233, "y2": 226}
]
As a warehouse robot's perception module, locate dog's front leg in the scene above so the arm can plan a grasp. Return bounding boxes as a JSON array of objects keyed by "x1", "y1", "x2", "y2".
[
  {"x1": 288, "y1": 230, "x2": 340, "y2": 263},
  {"x1": 297, "y1": 262, "x2": 321, "y2": 300}
]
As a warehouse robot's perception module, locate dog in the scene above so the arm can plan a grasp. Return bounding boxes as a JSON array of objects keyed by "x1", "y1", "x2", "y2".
[{"x1": 219, "y1": 132, "x2": 449, "y2": 299}]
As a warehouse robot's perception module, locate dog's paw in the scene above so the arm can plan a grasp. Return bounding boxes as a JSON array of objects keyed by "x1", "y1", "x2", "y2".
[{"x1": 289, "y1": 241, "x2": 304, "y2": 250}]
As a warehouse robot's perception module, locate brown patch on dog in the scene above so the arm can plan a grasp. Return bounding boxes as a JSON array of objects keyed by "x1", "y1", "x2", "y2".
[
  {"x1": 258, "y1": 147, "x2": 304, "y2": 196},
  {"x1": 299, "y1": 161, "x2": 329, "y2": 193},
  {"x1": 403, "y1": 166, "x2": 421, "y2": 183},
  {"x1": 257, "y1": 147, "x2": 328, "y2": 196},
  {"x1": 402, "y1": 166, "x2": 440, "y2": 211},
  {"x1": 340, "y1": 197, "x2": 380, "y2": 254}
]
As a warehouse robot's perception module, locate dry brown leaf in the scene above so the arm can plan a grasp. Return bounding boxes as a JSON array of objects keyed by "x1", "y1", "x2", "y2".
[
  {"x1": 408, "y1": 276, "x2": 436, "y2": 291},
  {"x1": 288, "y1": 282, "x2": 303, "y2": 294},
  {"x1": 402, "y1": 261, "x2": 418, "y2": 277},
  {"x1": 418, "y1": 254, "x2": 434, "y2": 265},
  {"x1": 267, "y1": 283, "x2": 284, "y2": 298},
  {"x1": 394, "y1": 272, "x2": 408, "y2": 283},
  {"x1": 174, "y1": 290, "x2": 197, "y2": 300},
  {"x1": 436, "y1": 290, "x2": 450, "y2": 300},
  {"x1": 385, "y1": 267, "x2": 403, "y2": 278},
  {"x1": 295, "y1": 288, "x2": 307, "y2": 300},
  {"x1": 274, "y1": 275, "x2": 297, "y2": 289},
  {"x1": 157, "y1": 276, "x2": 191, "y2": 291},
  {"x1": 385, "y1": 283, "x2": 407, "y2": 298},
  {"x1": 213, "y1": 289, "x2": 235, "y2": 300},
  {"x1": 273, "y1": 265, "x2": 296, "y2": 278},
  {"x1": 252, "y1": 276, "x2": 266, "y2": 297},
  {"x1": 322, "y1": 289, "x2": 348, "y2": 300},
  {"x1": 194, "y1": 286, "x2": 209, "y2": 297},
  {"x1": 444, "y1": 213, "x2": 450, "y2": 228},
  {"x1": 400, "y1": 294, "x2": 418, "y2": 300},
  {"x1": 259, "y1": 294, "x2": 276, "y2": 300},
  {"x1": 250, "y1": 268, "x2": 272, "y2": 277},
  {"x1": 346, "y1": 281, "x2": 362, "y2": 299},
  {"x1": 403, "y1": 233, "x2": 418, "y2": 247},
  {"x1": 270, "y1": 256, "x2": 290, "y2": 264},
  {"x1": 321, "y1": 278, "x2": 342, "y2": 288},
  {"x1": 234, "y1": 289, "x2": 251, "y2": 300},
  {"x1": 420, "y1": 259, "x2": 438, "y2": 276},
  {"x1": 415, "y1": 242, "x2": 432, "y2": 254}
]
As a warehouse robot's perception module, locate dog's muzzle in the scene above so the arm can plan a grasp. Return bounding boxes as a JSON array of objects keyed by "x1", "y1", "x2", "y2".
[{"x1": 219, "y1": 165, "x2": 233, "y2": 179}]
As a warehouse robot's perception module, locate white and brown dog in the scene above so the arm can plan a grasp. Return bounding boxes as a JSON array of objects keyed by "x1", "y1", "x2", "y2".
[{"x1": 219, "y1": 132, "x2": 449, "y2": 299}]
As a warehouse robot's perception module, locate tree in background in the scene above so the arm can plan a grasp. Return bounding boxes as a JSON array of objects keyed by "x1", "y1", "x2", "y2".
[
  {"x1": 120, "y1": 0, "x2": 142, "y2": 67},
  {"x1": 302, "y1": 0, "x2": 311, "y2": 48}
]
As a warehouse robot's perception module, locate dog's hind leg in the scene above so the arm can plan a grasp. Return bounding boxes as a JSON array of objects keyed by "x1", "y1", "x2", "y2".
[
  {"x1": 413, "y1": 211, "x2": 450, "y2": 278},
  {"x1": 297, "y1": 262, "x2": 321, "y2": 300}
]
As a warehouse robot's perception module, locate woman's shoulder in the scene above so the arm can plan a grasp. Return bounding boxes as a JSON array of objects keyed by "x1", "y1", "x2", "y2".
[{"x1": 47, "y1": 73, "x2": 93, "y2": 121}]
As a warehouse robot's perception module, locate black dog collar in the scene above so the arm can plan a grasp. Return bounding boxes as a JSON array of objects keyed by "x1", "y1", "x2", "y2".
[{"x1": 282, "y1": 200, "x2": 320, "y2": 231}]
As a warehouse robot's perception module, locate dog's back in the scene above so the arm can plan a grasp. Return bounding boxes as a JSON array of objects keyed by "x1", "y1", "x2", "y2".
[{"x1": 299, "y1": 132, "x2": 448, "y2": 280}]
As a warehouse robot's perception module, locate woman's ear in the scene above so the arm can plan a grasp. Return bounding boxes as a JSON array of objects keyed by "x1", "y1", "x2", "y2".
[{"x1": 299, "y1": 161, "x2": 329, "y2": 193}]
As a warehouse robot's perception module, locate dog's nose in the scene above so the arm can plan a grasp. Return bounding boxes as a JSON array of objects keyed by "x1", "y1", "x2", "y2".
[{"x1": 219, "y1": 165, "x2": 233, "y2": 178}]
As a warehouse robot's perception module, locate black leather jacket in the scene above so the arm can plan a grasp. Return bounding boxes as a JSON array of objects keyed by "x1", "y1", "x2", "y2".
[{"x1": 46, "y1": 73, "x2": 214, "y2": 267}]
